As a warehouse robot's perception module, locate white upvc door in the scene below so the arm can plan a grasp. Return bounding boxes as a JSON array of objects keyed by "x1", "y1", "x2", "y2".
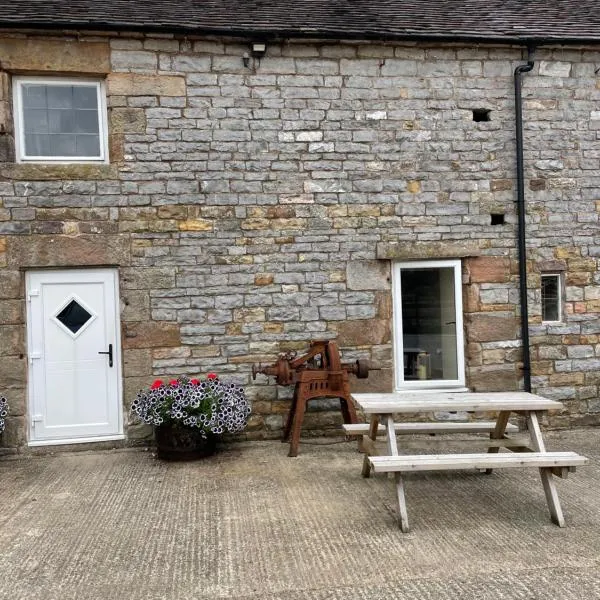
[{"x1": 26, "y1": 269, "x2": 123, "y2": 445}]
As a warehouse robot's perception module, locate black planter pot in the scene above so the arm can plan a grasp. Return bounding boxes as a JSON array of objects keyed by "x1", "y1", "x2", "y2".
[{"x1": 154, "y1": 424, "x2": 217, "y2": 461}]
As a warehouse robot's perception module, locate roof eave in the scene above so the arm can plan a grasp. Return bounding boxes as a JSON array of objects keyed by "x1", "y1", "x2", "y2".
[{"x1": 1, "y1": 20, "x2": 599, "y2": 46}]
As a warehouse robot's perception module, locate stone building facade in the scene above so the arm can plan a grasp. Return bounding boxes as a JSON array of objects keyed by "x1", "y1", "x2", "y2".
[{"x1": 1, "y1": 30, "x2": 599, "y2": 449}]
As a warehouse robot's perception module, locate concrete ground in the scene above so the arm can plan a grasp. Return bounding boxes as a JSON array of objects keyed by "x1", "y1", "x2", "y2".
[{"x1": 0, "y1": 429, "x2": 599, "y2": 600}]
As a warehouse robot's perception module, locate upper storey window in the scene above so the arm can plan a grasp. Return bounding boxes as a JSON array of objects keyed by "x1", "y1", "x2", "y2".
[{"x1": 13, "y1": 77, "x2": 108, "y2": 163}]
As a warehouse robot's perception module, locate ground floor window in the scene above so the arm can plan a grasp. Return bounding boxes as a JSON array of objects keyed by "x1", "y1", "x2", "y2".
[
  {"x1": 392, "y1": 259, "x2": 465, "y2": 390},
  {"x1": 541, "y1": 273, "x2": 562, "y2": 323}
]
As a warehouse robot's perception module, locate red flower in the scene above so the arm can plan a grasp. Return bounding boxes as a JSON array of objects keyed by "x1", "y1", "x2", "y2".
[
  {"x1": 207, "y1": 373, "x2": 217, "y2": 380},
  {"x1": 150, "y1": 380, "x2": 164, "y2": 390},
  {"x1": 190, "y1": 378, "x2": 200, "y2": 385},
  {"x1": 169, "y1": 379, "x2": 179, "y2": 386}
]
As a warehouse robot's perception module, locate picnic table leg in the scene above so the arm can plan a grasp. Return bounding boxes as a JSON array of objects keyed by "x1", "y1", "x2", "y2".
[
  {"x1": 485, "y1": 410, "x2": 511, "y2": 474},
  {"x1": 527, "y1": 411, "x2": 565, "y2": 527},
  {"x1": 361, "y1": 415, "x2": 379, "y2": 478},
  {"x1": 384, "y1": 415, "x2": 410, "y2": 533}
]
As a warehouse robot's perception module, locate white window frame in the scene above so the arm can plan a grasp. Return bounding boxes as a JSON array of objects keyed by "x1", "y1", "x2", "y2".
[
  {"x1": 392, "y1": 259, "x2": 465, "y2": 391},
  {"x1": 13, "y1": 76, "x2": 109, "y2": 164},
  {"x1": 541, "y1": 273, "x2": 562, "y2": 324}
]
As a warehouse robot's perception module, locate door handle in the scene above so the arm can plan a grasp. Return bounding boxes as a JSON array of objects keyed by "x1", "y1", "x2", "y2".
[{"x1": 98, "y1": 344, "x2": 113, "y2": 367}]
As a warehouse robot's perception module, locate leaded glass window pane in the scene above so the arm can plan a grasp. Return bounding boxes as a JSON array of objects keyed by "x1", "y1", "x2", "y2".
[
  {"x1": 20, "y1": 82, "x2": 102, "y2": 158},
  {"x1": 542, "y1": 275, "x2": 561, "y2": 322}
]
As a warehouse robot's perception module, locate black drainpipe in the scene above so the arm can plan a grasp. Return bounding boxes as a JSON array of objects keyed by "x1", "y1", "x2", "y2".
[{"x1": 514, "y1": 46, "x2": 536, "y2": 393}]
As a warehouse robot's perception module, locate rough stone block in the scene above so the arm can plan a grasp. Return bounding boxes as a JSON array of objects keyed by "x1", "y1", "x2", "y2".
[
  {"x1": 490, "y1": 179, "x2": 513, "y2": 191},
  {"x1": 126, "y1": 421, "x2": 153, "y2": 441},
  {"x1": 111, "y1": 50, "x2": 157, "y2": 71},
  {"x1": 123, "y1": 321, "x2": 180, "y2": 349},
  {"x1": 2, "y1": 387, "x2": 25, "y2": 417},
  {"x1": 334, "y1": 319, "x2": 390, "y2": 346},
  {"x1": 107, "y1": 73, "x2": 185, "y2": 96},
  {"x1": 467, "y1": 256, "x2": 511, "y2": 283},
  {"x1": 0, "y1": 300, "x2": 21, "y2": 325},
  {"x1": 178, "y1": 219, "x2": 213, "y2": 232},
  {"x1": 407, "y1": 180, "x2": 421, "y2": 193},
  {"x1": 0, "y1": 164, "x2": 118, "y2": 181},
  {"x1": 468, "y1": 366, "x2": 519, "y2": 392},
  {"x1": 121, "y1": 290, "x2": 151, "y2": 322},
  {"x1": 0, "y1": 271, "x2": 21, "y2": 300},
  {"x1": 539, "y1": 61, "x2": 571, "y2": 77},
  {"x1": 0, "y1": 324, "x2": 23, "y2": 356},
  {"x1": 121, "y1": 267, "x2": 175, "y2": 290},
  {"x1": 346, "y1": 260, "x2": 390, "y2": 291},
  {"x1": 171, "y1": 55, "x2": 211, "y2": 71},
  {"x1": 110, "y1": 108, "x2": 147, "y2": 133},
  {"x1": 1, "y1": 416, "x2": 26, "y2": 447},
  {"x1": 0, "y1": 356, "x2": 26, "y2": 387},
  {"x1": 123, "y1": 348, "x2": 153, "y2": 377},
  {"x1": 467, "y1": 313, "x2": 518, "y2": 342}
]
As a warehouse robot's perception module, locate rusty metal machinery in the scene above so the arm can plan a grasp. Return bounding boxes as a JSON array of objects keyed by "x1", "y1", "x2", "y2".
[{"x1": 252, "y1": 340, "x2": 370, "y2": 456}]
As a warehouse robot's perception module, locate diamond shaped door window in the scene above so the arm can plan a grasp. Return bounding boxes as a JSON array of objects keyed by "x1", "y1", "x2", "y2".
[{"x1": 53, "y1": 295, "x2": 96, "y2": 338}]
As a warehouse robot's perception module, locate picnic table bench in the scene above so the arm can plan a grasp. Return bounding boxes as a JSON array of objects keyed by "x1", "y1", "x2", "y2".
[{"x1": 345, "y1": 391, "x2": 589, "y2": 532}]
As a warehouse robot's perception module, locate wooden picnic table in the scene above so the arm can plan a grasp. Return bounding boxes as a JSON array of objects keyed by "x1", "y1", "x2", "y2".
[{"x1": 347, "y1": 391, "x2": 588, "y2": 532}]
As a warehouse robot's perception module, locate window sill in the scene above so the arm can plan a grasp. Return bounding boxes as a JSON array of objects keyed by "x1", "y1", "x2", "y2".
[{"x1": 0, "y1": 162, "x2": 118, "y2": 180}]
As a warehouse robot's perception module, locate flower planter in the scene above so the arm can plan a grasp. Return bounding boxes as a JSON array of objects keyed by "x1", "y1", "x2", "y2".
[
  {"x1": 155, "y1": 424, "x2": 217, "y2": 461},
  {"x1": 131, "y1": 375, "x2": 251, "y2": 461}
]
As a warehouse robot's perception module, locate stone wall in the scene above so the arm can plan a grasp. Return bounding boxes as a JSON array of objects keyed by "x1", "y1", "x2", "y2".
[{"x1": 1, "y1": 32, "x2": 599, "y2": 447}]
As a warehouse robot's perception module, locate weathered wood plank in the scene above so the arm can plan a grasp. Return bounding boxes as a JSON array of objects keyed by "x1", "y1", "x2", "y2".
[
  {"x1": 354, "y1": 436, "x2": 532, "y2": 450},
  {"x1": 352, "y1": 392, "x2": 563, "y2": 414},
  {"x1": 369, "y1": 451, "x2": 588, "y2": 473},
  {"x1": 343, "y1": 422, "x2": 519, "y2": 435}
]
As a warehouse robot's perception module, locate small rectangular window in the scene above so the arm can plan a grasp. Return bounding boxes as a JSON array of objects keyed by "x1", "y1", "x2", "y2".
[
  {"x1": 541, "y1": 274, "x2": 561, "y2": 322},
  {"x1": 13, "y1": 76, "x2": 108, "y2": 163}
]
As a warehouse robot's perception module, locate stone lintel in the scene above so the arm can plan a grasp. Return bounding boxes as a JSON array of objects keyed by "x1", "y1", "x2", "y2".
[
  {"x1": 376, "y1": 241, "x2": 482, "y2": 261},
  {"x1": 7, "y1": 234, "x2": 131, "y2": 268},
  {"x1": 0, "y1": 38, "x2": 110, "y2": 73},
  {"x1": 536, "y1": 259, "x2": 567, "y2": 272}
]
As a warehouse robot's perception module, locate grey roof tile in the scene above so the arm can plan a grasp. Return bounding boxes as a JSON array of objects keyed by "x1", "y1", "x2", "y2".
[{"x1": 0, "y1": 1, "x2": 599, "y2": 43}]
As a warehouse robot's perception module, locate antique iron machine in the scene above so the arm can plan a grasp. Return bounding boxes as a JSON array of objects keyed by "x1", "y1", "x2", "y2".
[{"x1": 252, "y1": 340, "x2": 370, "y2": 456}]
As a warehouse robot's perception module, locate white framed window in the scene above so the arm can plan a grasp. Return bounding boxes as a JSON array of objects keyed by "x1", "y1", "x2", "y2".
[
  {"x1": 541, "y1": 273, "x2": 562, "y2": 323},
  {"x1": 13, "y1": 76, "x2": 108, "y2": 163},
  {"x1": 392, "y1": 259, "x2": 465, "y2": 390}
]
